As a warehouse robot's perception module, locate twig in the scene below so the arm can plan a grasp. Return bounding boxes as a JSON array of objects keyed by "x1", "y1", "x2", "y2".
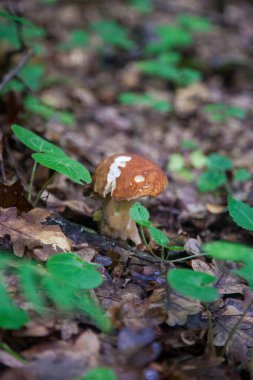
[{"x1": 0, "y1": 49, "x2": 33, "y2": 93}]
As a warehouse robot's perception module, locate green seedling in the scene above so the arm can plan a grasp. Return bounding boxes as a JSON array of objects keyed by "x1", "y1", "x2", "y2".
[
  {"x1": 76, "y1": 367, "x2": 117, "y2": 380},
  {"x1": 137, "y1": 58, "x2": 202, "y2": 86},
  {"x1": 129, "y1": 0, "x2": 153, "y2": 13},
  {"x1": 197, "y1": 153, "x2": 250, "y2": 193},
  {"x1": 90, "y1": 20, "x2": 134, "y2": 50},
  {"x1": 130, "y1": 202, "x2": 183, "y2": 261},
  {"x1": 203, "y1": 103, "x2": 247, "y2": 123},
  {"x1": 166, "y1": 151, "x2": 207, "y2": 182},
  {"x1": 176, "y1": 14, "x2": 213, "y2": 32},
  {"x1": 145, "y1": 25, "x2": 192, "y2": 55},
  {"x1": 228, "y1": 195, "x2": 253, "y2": 231},
  {"x1": 59, "y1": 29, "x2": 89, "y2": 50},
  {"x1": 0, "y1": 15, "x2": 46, "y2": 52},
  {"x1": 167, "y1": 268, "x2": 218, "y2": 302},
  {"x1": 118, "y1": 92, "x2": 172, "y2": 113},
  {"x1": 12, "y1": 124, "x2": 91, "y2": 205},
  {"x1": 0, "y1": 252, "x2": 111, "y2": 332},
  {"x1": 24, "y1": 96, "x2": 75, "y2": 127}
]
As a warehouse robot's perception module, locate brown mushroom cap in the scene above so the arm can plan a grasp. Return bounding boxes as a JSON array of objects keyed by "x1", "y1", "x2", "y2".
[{"x1": 92, "y1": 153, "x2": 168, "y2": 200}]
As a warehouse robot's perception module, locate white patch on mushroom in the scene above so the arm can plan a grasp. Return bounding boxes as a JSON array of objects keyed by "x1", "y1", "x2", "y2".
[
  {"x1": 104, "y1": 156, "x2": 131, "y2": 196},
  {"x1": 134, "y1": 175, "x2": 145, "y2": 183}
]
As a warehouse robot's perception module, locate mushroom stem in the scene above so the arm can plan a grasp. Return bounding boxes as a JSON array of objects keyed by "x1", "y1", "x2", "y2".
[{"x1": 101, "y1": 197, "x2": 142, "y2": 245}]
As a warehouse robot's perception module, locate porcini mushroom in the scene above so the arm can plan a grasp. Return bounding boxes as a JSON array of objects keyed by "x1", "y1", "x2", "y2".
[{"x1": 92, "y1": 153, "x2": 168, "y2": 244}]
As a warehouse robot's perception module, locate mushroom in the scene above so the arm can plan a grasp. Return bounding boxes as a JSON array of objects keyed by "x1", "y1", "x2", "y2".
[{"x1": 92, "y1": 153, "x2": 168, "y2": 245}]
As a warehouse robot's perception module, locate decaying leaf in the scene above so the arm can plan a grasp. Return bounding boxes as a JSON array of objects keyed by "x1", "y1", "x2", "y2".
[
  {"x1": 213, "y1": 296, "x2": 253, "y2": 366},
  {"x1": 0, "y1": 207, "x2": 71, "y2": 260},
  {"x1": 0, "y1": 181, "x2": 32, "y2": 213},
  {"x1": 149, "y1": 288, "x2": 202, "y2": 326},
  {"x1": 192, "y1": 259, "x2": 246, "y2": 295}
]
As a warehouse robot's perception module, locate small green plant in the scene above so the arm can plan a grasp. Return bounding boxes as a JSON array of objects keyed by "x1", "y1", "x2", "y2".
[
  {"x1": 167, "y1": 268, "x2": 218, "y2": 302},
  {"x1": 197, "y1": 153, "x2": 250, "y2": 192},
  {"x1": 130, "y1": 202, "x2": 183, "y2": 260},
  {"x1": 203, "y1": 103, "x2": 247, "y2": 123},
  {"x1": 176, "y1": 14, "x2": 212, "y2": 32},
  {"x1": 90, "y1": 20, "x2": 134, "y2": 50},
  {"x1": 137, "y1": 58, "x2": 202, "y2": 87},
  {"x1": 12, "y1": 125, "x2": 91, "y2": 205},
  {"x1": 228, "y1": 195, "x2": 253, "y2": 231},
  {"x1": 128, "y1": 0, "x2": 153, "y2": 14},
  {"x1": 59, "y1": 29, "x2": 89, "y2": 50},
  {"x1": 24, "y1": 96, "x2": 75, "y2": 127},
  {"x1": 76, "y1": 367, "x2": 117, "y2": 380},
  {"x1": 0, "y1": 12, "x2": 46, "y2": 51},
  {"x1": 0, "y1": 252, "x2": 111, "y2": 332},
  {"x1": 118, "y1": 92, "x2": 172, "y2": 113}
]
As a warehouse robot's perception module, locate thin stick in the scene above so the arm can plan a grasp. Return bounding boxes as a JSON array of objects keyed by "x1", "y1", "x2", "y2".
[
  {"x1": 32, "y1": 172, "x2": 57, "y2": 207},
  {"x1": 221, "y1": 299, "x2": 253, "y2": 357},
  {"x1": 28, "y1": 161, "x2": 37, "y2": 203},
  {"x1": 0, "y1": 49, "x2": 33, "y2": 93},
  {"x1": 206, "y1": 304, "x2": 216, "y2": 356}
]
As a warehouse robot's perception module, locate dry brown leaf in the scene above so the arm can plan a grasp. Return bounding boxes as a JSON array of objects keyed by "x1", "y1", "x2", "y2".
[
  {"x1": 149, "y1": 288, "x2": 202, "y2": 327},
  {"x1": 0, "y1": 207, "x2": 71, "y2": 260},
  {"x1": 191, "y1": 259, "x2": 246, "y2": 295}
]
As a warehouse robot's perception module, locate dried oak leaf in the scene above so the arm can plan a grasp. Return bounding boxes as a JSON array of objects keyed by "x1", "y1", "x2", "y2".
[
  {"x1": 213, "y1": 295, "x2": 253, "y2": 366},
  {"x1": 192, "y1": 259, "x2": 246, "y2": 295},
  {"x1": 0, "y1": 207, "x2": 71, "y2": 260},
  {"x1": 149, "y1": 288, "x2": 202, "y2": 327}
]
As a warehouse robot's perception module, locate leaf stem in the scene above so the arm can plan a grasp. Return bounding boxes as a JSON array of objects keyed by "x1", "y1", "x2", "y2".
[
  {"x1": 221, "y1": 298, "x2": 253, "y2": 357},
  {"x1": 32, "y1": 171, "x2": 57, "y2": 207},
  {"x1": 139, "y1": 226, "x2": 161, "y2": 260},
  {"x1": 28, "y1": 160, "x2": 37, "y2": 203},
  {"x1": 169, "y1": 252, "x2": 209, "y2": 263},
  {"x1": 205, "y1": 304, "x2": 216, "y2": 356}
]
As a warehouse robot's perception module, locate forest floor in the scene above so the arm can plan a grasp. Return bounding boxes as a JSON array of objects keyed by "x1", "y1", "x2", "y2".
[{"x1": 0, "y1": 0, "x2": 253, "y2": 379}]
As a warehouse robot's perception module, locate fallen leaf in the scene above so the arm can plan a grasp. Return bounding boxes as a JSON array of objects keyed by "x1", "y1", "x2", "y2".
[
  {"x1": 0, "y1": 208, "x2": 71, "y2": 260},
  {"x1": 149, "y1": 288, "x2": 202, "y2": 327},
  {"x1": 0, "y1": 181, "x2": 32, "y2": 213}
]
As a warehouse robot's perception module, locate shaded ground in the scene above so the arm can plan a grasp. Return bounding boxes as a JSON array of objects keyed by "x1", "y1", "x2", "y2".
[{"x1": 0, "y1": 0, "x2": 253, "y2": 379}]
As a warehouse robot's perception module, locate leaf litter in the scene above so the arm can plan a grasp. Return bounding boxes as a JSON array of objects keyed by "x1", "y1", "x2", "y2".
[{"x1": 1, "y1": 0, "x2": 253, "y2": 378}]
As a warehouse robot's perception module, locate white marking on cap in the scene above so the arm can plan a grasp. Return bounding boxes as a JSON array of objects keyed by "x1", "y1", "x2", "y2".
[
  {"x1": 134, "y1": 175, "x2": 145, "y2": 183},
  {"x1": 104, "y1": 156, "x2": 131, "y2": 196}
]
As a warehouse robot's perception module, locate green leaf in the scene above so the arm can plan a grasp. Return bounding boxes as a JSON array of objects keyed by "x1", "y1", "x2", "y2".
[
  {"x1": 0, "y1": 11, "x2": 33, "y2": 26},
  {"x1": 12, "y1": 124, "x2": 67, "y2": 156},
  {"x1": 0, "y1": 280, "x2": 28, "y2": 329},
  {"x1": 167, "y1": 153, "x2": 185, "y2": 172},
  {"x1": 59, "y1": 29, "x2": 89, "y2": 50},
  {"x1": 190, "y1": 150, "x2": 207, "y2": 169},
  {"x1": 74, "y1": 292, "x2": 112, "y2": 333},
  {"x1": 32, "y1": 152, "x2": 92, "y2": 184},
  {"x1": 204, "y1": 241, "x2": 253, "y2": 263},
  {"x1": 18, "y1": 64, "x2": 45, "y2": 91},
  {"x1": 129, "y1": 0, "x2": 153, "y2": 13},
  {"x1": 77, "y1": 367, "x2": 117, "y2": 380},
  {"x1": 148, "y1": 226, "x2": 169, "y2": 247},
  {"x1": 91, "y1": 20, "x2": 134, "y2": 50},
  {"x1": 47, "y1": 253, "x2": 103, "y2": 290},
  {"x1": 228, "y1": 195, "x2": 253, "y2": 231},
  {"x1": 203, "y1": 103, "x2": 247, "y2": 123},
  {"x1": 233, "y1": 261, "x2": 253, "y2": 289},
  {"x1": 207, "y1": 153, "x2": 232, "y2": 171},
  {"x1": 130, "y1": 202, "x2": 150, "y2": 226},
  {"x1": 177, "y1": 14, "x2": 212, "y2": 32},
  {"x1": 167, "y1": 268, "x2": 218, "y2": 302},
  {"x1": 234, "y1": 168, "x2": 251, "y2": 182},
  {"x1": 24, "y1": 96, "x2": 75, "y2": 127},
  {"x1": 197, "y1": 170, "x2": 227, "y2": 192},
  {"x1": 118, "y1": 92, "x2": 171, "y2": 113},
  {"x1": 19, "y1": 264, "x2": 45, "y2": 313}
]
